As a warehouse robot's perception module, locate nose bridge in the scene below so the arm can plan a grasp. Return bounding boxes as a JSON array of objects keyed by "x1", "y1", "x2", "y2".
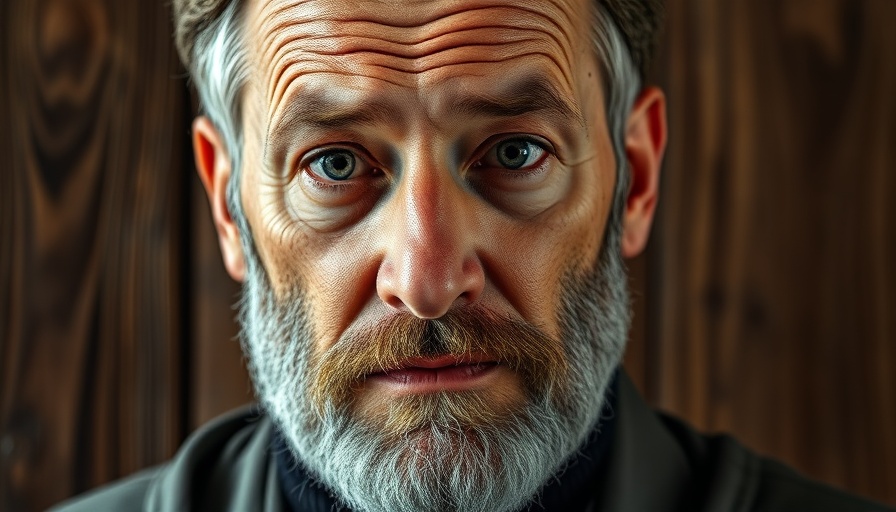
[
  {"x1": 377, "y1": 157, "x2": 484, "y2": 318},
  {"x1": 404, "y1": 167, "x2": 456, "y2": 258}
]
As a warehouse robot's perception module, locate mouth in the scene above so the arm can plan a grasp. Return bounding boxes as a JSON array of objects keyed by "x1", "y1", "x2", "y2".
[{"x1": 366, "y1": 355, "x2": 501, "y2": 394}]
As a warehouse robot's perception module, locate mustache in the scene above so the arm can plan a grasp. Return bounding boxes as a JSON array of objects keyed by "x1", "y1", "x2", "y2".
[{"x1": 308, "y1": 306, "x2": 568, "y2": 411}]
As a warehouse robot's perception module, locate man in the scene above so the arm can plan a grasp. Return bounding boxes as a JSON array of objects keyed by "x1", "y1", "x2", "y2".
[{"x1": 53, "y1": 0, "x2": 893, "y2": 510}]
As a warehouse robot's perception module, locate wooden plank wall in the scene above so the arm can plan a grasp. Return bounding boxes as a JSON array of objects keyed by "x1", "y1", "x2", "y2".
[
  {"x1": 0, "y1": 0, "x2": 190, "y2": 510},
  {"x1": 1, "y1": 0, "x2": 894, "y2": 510},
  {"x1": 638, "y1": 0, "x2": 896, "y2": 503}
]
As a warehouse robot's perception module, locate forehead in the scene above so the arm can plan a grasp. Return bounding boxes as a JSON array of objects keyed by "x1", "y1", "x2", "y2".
[{"x1": 243, "y1": 0, "x2": 595, "y2": 119}]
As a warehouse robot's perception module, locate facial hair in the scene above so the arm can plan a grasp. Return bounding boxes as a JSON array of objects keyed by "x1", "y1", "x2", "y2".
[{"x1": 237, "y1": 234, "x2": 630, "y2": 512}]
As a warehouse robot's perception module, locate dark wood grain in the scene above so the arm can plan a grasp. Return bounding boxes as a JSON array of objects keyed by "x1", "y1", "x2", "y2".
[
  {"x1": 0, "y1": 0, "x2": 190, "y2": 510},
  {"x1": 651, "y1": 0, "x2": 896, "y2": 504}
]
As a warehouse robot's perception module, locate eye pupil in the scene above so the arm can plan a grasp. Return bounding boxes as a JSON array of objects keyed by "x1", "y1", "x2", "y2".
[
  {"x1": 332, "y1": 156, "x2": 347, "y2": 170},
  {"x1": 497, "y1": 140, "x2": 530, "y2": 169},
  {"x1": 322, "y1": 151, "x2": 355, "y2": 180}
]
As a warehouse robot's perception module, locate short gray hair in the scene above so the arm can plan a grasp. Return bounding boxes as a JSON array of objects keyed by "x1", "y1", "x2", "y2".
[
  {"x1": 187, "y1": 1, "x2": 644, "y2": 239},
  {"x1": 189, "y1": 0, "x2": 251, "y2": 235}
]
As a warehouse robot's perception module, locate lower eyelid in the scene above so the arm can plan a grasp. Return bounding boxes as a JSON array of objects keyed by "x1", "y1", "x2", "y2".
[
  {"x1": 302, "y1": 169, "x2": 353, "y2": 192},
  {"x1": 499, "y1": 156, "x2": 551, "y2": 179}
]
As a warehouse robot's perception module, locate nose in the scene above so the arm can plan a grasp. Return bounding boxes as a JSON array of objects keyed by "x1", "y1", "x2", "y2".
[{"x1": 376, "y1": 169, "x2": 485, "y2": 319}]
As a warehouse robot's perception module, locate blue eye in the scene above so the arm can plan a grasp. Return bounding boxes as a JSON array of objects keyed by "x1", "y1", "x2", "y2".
[
  {"x1": 310, "y1": 150, "x2": 356, "y2": 181},
  {"x1": 486, "y1": 138, "x2": 546, "y2": 170}
]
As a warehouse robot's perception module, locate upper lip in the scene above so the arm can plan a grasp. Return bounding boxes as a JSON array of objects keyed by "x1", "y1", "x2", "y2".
[{"x1": 384, "y1": 355, "x2": 496, "y2": 371}]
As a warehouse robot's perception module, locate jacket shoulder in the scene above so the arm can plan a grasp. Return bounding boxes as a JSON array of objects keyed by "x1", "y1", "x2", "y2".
[
  {"x1": 752, "y1": 457, "x2": 894, "y2": 512},
  {"x1": 48, "y1": 404, "x2": 273, "y2": 511},
  {"x1": 48, "y1": 468, "x2": 160, "y2": 511},
  {"x1": 656, "y1": 413, "x2": 894, "y2": 512}
]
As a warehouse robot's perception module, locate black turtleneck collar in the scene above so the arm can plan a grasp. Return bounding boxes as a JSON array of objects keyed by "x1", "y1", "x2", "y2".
[{"x1": 273, "y1": 371, "x2": 619, "y2": 512}]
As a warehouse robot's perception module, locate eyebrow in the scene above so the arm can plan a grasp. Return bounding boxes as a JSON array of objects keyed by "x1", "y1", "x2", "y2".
[
  {"x1": 279, "y1": 95, "x2": 399, "y2": 130},
  {"x1": 266, "y1": 74, "x2": 584, "y2": 156},
  {"x1": 265, "y1": 94, "x2": 399, "y2": 161},
  {"x1": 449, "y1": 76, "x2": 585, "y2": 128}
]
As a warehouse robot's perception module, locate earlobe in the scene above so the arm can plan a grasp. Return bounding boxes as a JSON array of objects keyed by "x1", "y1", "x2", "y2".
[
  {"x1": 621, "y1": 86, "x2": 667, "y2": 258},
  {"x1": 193, "y1": 117, "x2": 246, "y2": 282}
]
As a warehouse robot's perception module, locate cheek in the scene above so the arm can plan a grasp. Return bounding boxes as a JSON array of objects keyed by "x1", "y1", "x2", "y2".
[
  {"x1": 252, "y1": 218, "x2": 382, "y2": 349},
  {"x1": 480, "y1": 167, "x2": 613, "y2": 337},
  {"x1": 300, "y1": 231, "x2": 382, "y2": 345}
]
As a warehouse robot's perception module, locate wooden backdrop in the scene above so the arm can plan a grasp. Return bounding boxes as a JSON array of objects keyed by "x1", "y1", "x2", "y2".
[{"x1": 1, "y1": 0, "x2": 894, "y2": 510}]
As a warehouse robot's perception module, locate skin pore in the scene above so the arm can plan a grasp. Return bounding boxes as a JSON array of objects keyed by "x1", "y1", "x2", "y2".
[{"x1": 192, "y1": 0, "x2": 665, "y2": 509}]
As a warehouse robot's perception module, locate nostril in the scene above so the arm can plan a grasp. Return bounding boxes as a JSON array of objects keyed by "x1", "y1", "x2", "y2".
[{"x1": 384, "y1": 295, "x2": 404, "y2": 310}]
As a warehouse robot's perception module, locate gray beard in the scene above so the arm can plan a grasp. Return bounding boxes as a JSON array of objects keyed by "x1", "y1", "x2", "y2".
[{"x1": 236, "y1": 235, "x2": 630, "y2": 512}]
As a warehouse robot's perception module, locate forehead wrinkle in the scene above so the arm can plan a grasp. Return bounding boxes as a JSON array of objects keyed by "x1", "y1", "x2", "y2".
[
  {"x1": 250, "y1": 0, "x2": 584, "y2": 49},
  {"x1": 249, "y1": 0, "x2": 592, "y2": 135},
  {"x1": 264, "y1": 31, "x2": 577, "y2": 106},
  {"x1": 261, "y1": 0, "x2": 576, "y2": 31},
  {"x1": 250, "y1": 0, "x2": 584, "y2": 83},
  {"x1": 314, "y1": 50, "x2": 574, "y2": 83},
  {"x1": 251, "y1": 0, "x2": 316, "y2": 61},
  {"x1": 264, "y1": 45, "x2": 575, "y2": 115},
  {"x1": 286, "y1": 28, "x2": 560, "y2": 62},
  {"x1": 266, "y1": 61, "x2": 409, "y2": 118},
  {"x1": 257, "y1": 8, "x2": 576, "y2": 69},
  {"x1": 258, "y1": 18, "x2": 573, "y2": 83},
  {"x1": 409, "y1": 53, "x2": 575, "y2": 90},
  {"x1": 251, "y1": 0, "x2": 321, "y2": 35}
]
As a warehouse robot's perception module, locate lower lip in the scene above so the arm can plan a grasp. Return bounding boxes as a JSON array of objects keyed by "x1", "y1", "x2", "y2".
[{"x1": 368, "y1": 362, "x2": 500, "y2": 393}]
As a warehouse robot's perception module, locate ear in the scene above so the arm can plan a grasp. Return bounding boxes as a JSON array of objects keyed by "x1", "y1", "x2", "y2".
[
  {"x1": 621, "y1": 86, "x2": 667, "y2": 258},
  {"x1": 193, "y1": 116, "x2": 246, "y2": 282}
]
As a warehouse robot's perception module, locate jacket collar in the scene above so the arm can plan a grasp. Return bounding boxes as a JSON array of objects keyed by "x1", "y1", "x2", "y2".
[{"x1": 592, "y1": 372, "x2": 694, "y2": 512}]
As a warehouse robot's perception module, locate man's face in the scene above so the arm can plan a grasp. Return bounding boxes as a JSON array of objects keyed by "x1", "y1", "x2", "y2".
[
  {"x1": 228, "y1": 0, "x2": 629, "y2": 510},
  {"x1": 240, "y1": 0, "x2": 615, "y2": 395}
]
